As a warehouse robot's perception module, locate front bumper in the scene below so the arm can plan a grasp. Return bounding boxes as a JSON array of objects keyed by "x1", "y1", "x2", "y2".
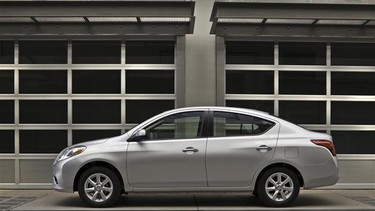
[{"x1": 52, "y1": 157, "x2": 81, "y2": 193}]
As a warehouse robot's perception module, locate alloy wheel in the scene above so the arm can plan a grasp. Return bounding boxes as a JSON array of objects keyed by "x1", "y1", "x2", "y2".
[
  {"x1": 84, "y1": 173, "x2": 113, "y2": 203},
  {"x1": 265, "y1": 172, "x2": 294, "y2": 202}
]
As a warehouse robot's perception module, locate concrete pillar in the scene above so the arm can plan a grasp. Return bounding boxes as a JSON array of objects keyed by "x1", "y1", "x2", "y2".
[{"x1": 185, "y1": 0, "x2": 216, "y2": 106}]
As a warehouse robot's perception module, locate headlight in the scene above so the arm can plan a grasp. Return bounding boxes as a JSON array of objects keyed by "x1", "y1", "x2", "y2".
[{"x1": 54, "y1": 146, "x2": 86, "y2": 164}]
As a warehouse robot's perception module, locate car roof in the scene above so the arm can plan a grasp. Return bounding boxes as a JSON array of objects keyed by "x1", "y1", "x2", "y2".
[{"x1": 169, "y1": 106, "x2": 269, "y2": 116}]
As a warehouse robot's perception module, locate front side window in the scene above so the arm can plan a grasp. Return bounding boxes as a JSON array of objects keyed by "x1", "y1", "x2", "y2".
[
  {"x1": 213, "y1": 112, "x2": 274, "y2": 137},
  {"x1": 143, "y1": 111, "x2": 204, "y2": 141}
]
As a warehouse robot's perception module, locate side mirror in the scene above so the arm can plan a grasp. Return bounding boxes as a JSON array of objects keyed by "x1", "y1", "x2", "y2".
[{"x1": 128, "y1": 129, "x2": 146, "y2": 142}]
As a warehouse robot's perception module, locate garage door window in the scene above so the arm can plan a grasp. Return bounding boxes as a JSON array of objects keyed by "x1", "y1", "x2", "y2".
[
  {"x1": 279, "y1": 71, "x2": 326, "y2": 95},
  {"x1": 0, "y1": 70, "x2": 14, "y2": 94},
  {"x1": 20, "y1": 100, "x2": 67, "y2": 124},
  {"x1": 72, "y1": 41, "x2": 121, "y2": 64},
  {"x1": 279, "y1": 42, "x2": 326, "y2": 65},
  {"x1": 126, "y1": 41, "x2": 175, "y2": 64},
  {"x1": 0, "y1": 130, "x2": 14, "y2": 153},
  {"x1": 19, "y1": 70, "x2": 67, "y2": 94},
  {"x1": 126, "y1": 100, "x2": 175, "y2": 124},
  {"x1": 20, "y1": 130, "x2": 67, "y2": 154},
  {"x1": 0, "y1": 100, "x2": 14, "y2": 124},
  {"x1": 332, "y1": 72, "x2": 375, "y2": 95},
  {"x1": 226, "y1": 41, "x2": 274, "y2": 64},
  {"x1": 331, "y1": 43, "x2": 375, "y2": 66},
  {"x1": 73, "y1": 70, "x2": 121, "y2": 94},
  {"x1": 19, "y1": 41, "x2": 67, "y2": 64},
  {"x1": 0, "y1": 41, "x2": 14, "y2": 64},
  {"x1": 226, "y1": 70, "x2": 274, "y2": 94},
  {"x1": 126, "y1": 70, "x2": 174, "y2": 94}
]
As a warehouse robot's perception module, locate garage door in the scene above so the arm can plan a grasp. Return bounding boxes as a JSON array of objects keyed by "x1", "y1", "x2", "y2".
[
  {"x1": 0, "y1": 40, "x2": 177, "y2": 187},
  {"x1": 223, "y1": 41, "x2": 375, "y2": 187}
]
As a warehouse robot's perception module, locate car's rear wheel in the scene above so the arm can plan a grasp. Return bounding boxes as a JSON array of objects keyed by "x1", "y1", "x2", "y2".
[
  {"x1": 78, "y1": 166, "x2": 121, "y2": 207},
  {"x1": 256, "y1": 167, "x2": 300, "y2": 207}
]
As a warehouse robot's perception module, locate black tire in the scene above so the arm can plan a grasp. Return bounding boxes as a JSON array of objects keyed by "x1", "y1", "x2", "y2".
[
  {"x1": 78, "y1": 166, "x2": 121, "y2": 207},
  {"x1": 256, "y1": 167, "x2": 300, "y2": 207}
]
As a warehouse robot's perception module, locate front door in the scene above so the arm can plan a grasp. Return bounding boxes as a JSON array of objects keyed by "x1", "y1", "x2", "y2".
[
  {"x1": 127, "y1": 111, "x2": 208, "y2": 188},
  {"x1": 206, "y1": 110, "x2": 279, "y2": 187}
]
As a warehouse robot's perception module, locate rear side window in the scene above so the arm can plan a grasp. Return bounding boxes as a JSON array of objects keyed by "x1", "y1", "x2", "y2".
[{"x1": 213, "y1": 112, "x2": 274, "y2": 137}]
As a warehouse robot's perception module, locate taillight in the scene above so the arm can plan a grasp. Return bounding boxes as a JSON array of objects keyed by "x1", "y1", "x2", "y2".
[{"x1": 311, "y1": 140, "x2": 336, "y2": 156}]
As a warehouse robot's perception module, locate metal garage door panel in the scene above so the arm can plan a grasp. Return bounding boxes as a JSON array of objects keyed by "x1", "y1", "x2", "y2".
[{"x1": 20, "y1": 160, "x2": 53, "y2": 183}]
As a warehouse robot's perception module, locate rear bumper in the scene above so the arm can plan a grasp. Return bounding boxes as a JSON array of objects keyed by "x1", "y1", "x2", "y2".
[{"x1": 302, "y1": 157, "x2": 339, "y2": 189}]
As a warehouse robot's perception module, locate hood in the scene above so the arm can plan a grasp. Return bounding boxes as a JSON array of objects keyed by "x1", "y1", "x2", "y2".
[
  {"x1": 73, "y1": 137, "x2": 109, "y2": 147},
  {"x1": 74, "y1": 133, "x2": 130, "y2": 148}
]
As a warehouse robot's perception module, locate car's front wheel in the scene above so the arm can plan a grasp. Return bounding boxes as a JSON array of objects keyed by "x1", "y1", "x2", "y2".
[
  {"x1": 256, "y1": 167, "x2": 300, "y2": 207},
  {"x1": 78, "y1": 166, "x2": 121, "y2": 207}
]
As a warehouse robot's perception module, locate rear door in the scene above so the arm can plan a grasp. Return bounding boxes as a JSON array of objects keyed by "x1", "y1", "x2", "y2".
[{"x1": 206, "y1": 110, "x2": 279, "y2": 187}]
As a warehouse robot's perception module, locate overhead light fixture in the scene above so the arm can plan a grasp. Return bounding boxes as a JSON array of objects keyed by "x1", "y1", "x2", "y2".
[
  {"x1": 140, "y1": 17, "x2": 190, "y2": 22},
  {"x1": 88, "y1": 17, "x2": 137, "y2": 22},
  {"x1": 34, "y1": 17, "x2": 85, "y2": 23},
  {"x1": 217, "y1": 18, "x2": 264, "y2": 24},
  {"x1": 266, "y1": 19, "x2": 315, "y2": 24},
  {"x1": 317, "y1": 19, "x2": 366, "y2": 25},
  {"x1": 0, "y1": 17, "x2": 33, "y2": 23}
]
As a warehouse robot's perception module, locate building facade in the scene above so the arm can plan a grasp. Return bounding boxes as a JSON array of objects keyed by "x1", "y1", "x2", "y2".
[{"x1": 0, "y1": 0, "x2": 374, "y2": 189}]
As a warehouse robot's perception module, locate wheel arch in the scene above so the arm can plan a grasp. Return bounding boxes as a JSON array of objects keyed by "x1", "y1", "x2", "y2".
[
  {"x1": 254, "y1": 162, "x2": 304, "y2": 192},
  {"x1": 73, "y1": 161, "x2": 125, "y2": 194}
]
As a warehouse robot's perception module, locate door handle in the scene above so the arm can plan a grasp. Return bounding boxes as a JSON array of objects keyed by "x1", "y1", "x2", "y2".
[
  {"x1": 182, "y1": 147, "x2": 199, "y2": 153},
  {"x1": 256, "y1": 145, "x2": 272, "y2": 152}
]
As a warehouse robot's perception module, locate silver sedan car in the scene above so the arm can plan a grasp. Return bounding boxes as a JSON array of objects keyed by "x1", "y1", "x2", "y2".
[{"x1": 52, "y1": 107, "x2": 339, "y2": 207}]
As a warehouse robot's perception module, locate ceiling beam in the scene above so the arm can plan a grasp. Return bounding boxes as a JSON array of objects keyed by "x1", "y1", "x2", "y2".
[
  {"x1": 210, "y1": 2, "x2": 375, "y2": 40},
  {"x1": 211, "y1": 2, "x2": 375, "y2": 20},
  {"x1": 0, "y1": 1, "x2": 194, "y2": 17},
  {"x1": 214, "y1": 24, "x2": 375, "y2": 41},
  {"x1": 0, "y1": 1, "x2": 195, "y2": 37},
  {"x1": 0, "y1": 23, "x2": 191, "y2": 39}
]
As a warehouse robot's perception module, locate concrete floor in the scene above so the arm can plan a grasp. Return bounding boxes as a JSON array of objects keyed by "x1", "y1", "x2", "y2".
[{"x1": 0, "y1": 189, "x2": 374, "y2": 211}]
